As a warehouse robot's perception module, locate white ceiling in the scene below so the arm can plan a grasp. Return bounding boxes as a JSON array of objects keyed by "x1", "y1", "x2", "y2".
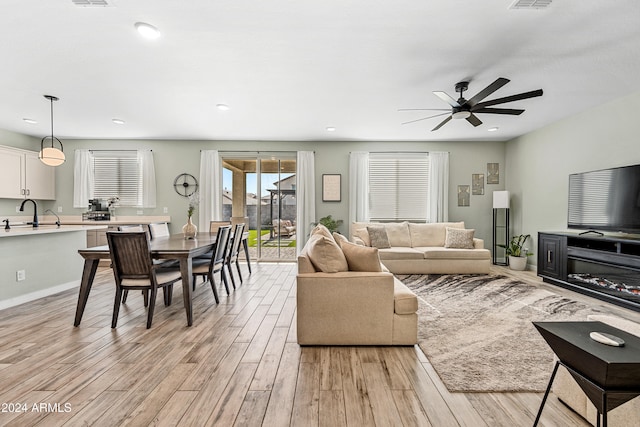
[{"x1": 1, "y1": 0, "x2": 640, "y2": 142}]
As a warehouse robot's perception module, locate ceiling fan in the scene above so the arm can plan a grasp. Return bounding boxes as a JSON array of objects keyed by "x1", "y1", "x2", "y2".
[{"x1": 400, "y1": 77, "x2": 543, "y2": 131}]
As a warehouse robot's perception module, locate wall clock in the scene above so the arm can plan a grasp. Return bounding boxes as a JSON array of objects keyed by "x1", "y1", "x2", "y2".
[{"x1": 173, "y1": 173, "x2": 199, "y2": 197}]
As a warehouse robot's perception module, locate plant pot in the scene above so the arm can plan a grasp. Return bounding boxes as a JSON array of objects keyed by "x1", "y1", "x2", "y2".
[{"x1": 508, "y1": 255, "x2": 528, "y2": 271}]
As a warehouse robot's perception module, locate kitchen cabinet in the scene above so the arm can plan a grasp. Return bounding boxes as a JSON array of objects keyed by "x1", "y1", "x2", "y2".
[{"x1": 0, "y1": 145, "x2": 56, "y2": 200}]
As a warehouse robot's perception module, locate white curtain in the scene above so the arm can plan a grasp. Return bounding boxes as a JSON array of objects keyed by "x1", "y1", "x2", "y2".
[
  {"x1": 349, "y1": 151, "x2": 369, "y2": 231},
  {"x1": 138, "y1": 149, "x2": 156, "y2": 208},
  {"x1": 73, "y1": 149, "x2": 94, "y2": 208},
  {"x1": 199, "y1": 150, "x2": 222, "y2": 230},
  {"x1": 296, "y1": 151, "x2": 315, "y2": 253},
  {"x1": 428, "y1": 151, "x2": 449, "y2": 222}
]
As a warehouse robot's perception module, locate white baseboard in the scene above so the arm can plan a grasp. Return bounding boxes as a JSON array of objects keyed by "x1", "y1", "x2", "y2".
[{"x1": 0, "y1": 280, "x2": 80, "y2": 311}]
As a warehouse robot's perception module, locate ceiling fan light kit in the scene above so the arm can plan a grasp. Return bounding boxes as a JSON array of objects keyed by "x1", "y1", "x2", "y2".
[{"x1": 401, "y1": 77, "x2": 543, "y2": 131}]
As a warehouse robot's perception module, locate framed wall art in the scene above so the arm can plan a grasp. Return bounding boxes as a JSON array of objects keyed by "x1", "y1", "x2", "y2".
[
  {"x1": 322, "y1": 174, "x2": 341, "y2": 202},
  {"x1": 458, "y1": 185, "x2": 470, "y2": 206},
  {"x1": 487, "y1": 163, "x2": 499, "y2": 184},
  {"x1": 472, "y1": 173, "x2": 485, "y2": 195}
]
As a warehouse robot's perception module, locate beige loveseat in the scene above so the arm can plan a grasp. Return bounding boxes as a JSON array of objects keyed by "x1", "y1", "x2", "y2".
[
  {"x1": 296, "y1": 225, "x2": 418, "y2": 345},
  {"x1": 553, "y1": 315, "x2": 640, "y2": 426},
  {"x1": 350, "y1": 221, "x2": 491, "y2": 274}
]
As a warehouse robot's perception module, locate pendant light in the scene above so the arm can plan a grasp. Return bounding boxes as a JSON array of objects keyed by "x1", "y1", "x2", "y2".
[{"x1": 39, "y1": 95, "x2": 65, "y2": 166}]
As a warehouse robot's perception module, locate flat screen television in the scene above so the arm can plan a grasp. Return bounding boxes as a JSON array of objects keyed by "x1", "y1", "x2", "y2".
[{"x1": 568, "y1": 163, "x2": 640, "y2": 234}]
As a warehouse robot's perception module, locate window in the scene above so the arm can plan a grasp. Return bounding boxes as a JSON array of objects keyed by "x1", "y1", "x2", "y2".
[
  {"x1": 368, "y1": 152, "x2": 429, "y2": 222},
  {"x1": 92, "y1": 151, "x2": 143, "y2": 207}
]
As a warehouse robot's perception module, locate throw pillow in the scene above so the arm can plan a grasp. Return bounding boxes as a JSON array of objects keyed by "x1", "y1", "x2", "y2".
[
  {"x1": 385, "y1": 222, "x2": 411, "y2": 247},
  {"x1": 305, "y1": 234, "x2": 349, "y2": 273},
  {"x1": 341, "y1": 241, "x2": 382, "y2": 272},
  {"x1": 367, "y1": 225, "x2": 391, "y2": 249},
  {"x1": 332, "y1": 232, "x2": 349, "y2": 248},
  {"x1": 444, "y1": 227, "x2": 475, "y2": 249},
  {"x1": 311, "y1": 223, "x2": 333, "y2": 239},
  {"x1": 353, "y1": 228, "x2": 371, "y2": 246}
]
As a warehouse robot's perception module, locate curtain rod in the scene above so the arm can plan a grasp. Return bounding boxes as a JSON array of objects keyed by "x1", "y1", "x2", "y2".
[
  {"x1": 349, "y1": 151, "x2": 448, "y2": 154},
  {"x1": 74, "y1": 149, "x2": 152, "y2": 152},
  {"x1": 200, "y1": 150, "x2": 314, "y2": 153}
]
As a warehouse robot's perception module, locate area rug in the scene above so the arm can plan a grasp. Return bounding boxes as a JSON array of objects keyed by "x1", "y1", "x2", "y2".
[{"x1": 397, "y1": 274, "x2": 610, "y2": 393}]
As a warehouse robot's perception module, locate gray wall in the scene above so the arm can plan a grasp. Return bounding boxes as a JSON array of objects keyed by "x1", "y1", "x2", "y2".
[
  {"x1": 1, "y1": 138, "x2": 505, "y2": 247},
  {"x1": 505, "y1": 90, "x2": 640, "y2": 266}
]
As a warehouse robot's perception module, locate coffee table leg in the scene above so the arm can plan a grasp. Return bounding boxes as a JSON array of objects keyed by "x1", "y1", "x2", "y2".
[
  {"x1": 533, "y1": 361, "x2": 560, "y2": 427},
  {"x1": 74, "y1": 259, "x2": 100, "y2": 326}
]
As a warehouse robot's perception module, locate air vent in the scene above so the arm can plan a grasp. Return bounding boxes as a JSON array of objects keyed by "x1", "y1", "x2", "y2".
[
  {"x1": 509, "y1": 0, "x2": 552, "y2": 9},
  {"x1": 71, "y1": 0, "x2": 111, "y2": 7}
]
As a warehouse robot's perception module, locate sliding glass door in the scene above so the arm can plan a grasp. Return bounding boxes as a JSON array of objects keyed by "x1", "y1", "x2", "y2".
[{"x1": 221, "y1": 153, "x2": 297, "y2": 261}]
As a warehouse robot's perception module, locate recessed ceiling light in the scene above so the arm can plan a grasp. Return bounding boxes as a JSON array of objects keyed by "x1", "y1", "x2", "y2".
[
  {"x1": 488, "y1": 127, "x2": 499, "y2": 132},
  {"x1": 134, "y1": 22, "x2": 161, "y2": 40},
  {"x1": 112, "y1": 118, "x2": 125, "y2": 125},
  {"x1": 23, "y1": 118, "x2": 37, "y2": 124},
  {"x1": 326, "y1": 126, "x2": 336, "y2": 132},
  {"x1": 216, "y1": 104, "x2": 230, "y2": 111}
]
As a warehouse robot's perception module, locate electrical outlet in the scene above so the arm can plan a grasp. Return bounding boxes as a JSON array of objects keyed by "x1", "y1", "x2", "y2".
[
  {"x1": 16, "y1": 205, "x2": 20, "y2": 213},
  {"x1": 163, "y1": 207, "x2": 168, "y2": 213},
  {"x1": 57, "y1": 206, "x2": 63, "y2": 213},
  {"x1": 16, "y1": 270, "x2": 26, "y2": 281},
  {"x1": 137, "y1": 210, "x2": 143, "y2": 215}
]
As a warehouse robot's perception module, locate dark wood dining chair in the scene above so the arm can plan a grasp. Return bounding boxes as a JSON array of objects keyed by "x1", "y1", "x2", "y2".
[
  {"x1": 118, "y1": 224, "x2": 160, "y2": 304},
  {"x1": 226, "y1": 223, "x2": 245, "y2": 288},
  {"x1": 192, "y1": 225, "x2": 232, "y2": 304},
  {"x1": 106, "y1": 231, "x2": 182, "y2": 329}
]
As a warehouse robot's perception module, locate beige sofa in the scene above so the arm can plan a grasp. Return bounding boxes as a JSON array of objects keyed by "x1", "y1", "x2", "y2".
[
  {"x1": 350, "y1": 221, "x2": 491, "y2": 274},
  {"x1": 296, "y1": 226, "x2": 418, "y2": 345},
  {"x1": 553, "y1": 314, "x2": 640, "y2": 426}
]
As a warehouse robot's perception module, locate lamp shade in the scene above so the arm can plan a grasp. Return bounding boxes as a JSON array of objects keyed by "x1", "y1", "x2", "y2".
[{"x1": 493, "y1": 191, "x2": 510, "y2": 209}]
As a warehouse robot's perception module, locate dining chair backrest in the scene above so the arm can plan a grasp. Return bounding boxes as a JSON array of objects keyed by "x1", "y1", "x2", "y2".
[
  {"x1": 107, "y1": 232, "x2": 153, "y2": 279},
  {"x1": 229, "y1": 223, "x2": 245, "y2": 260},
  {"x1": 148, "y1": 222, "x2": 170, "y2": 239},
  {"x1": 213, "y1": 225, "x2": 232, "y2": 266},
  {"x1": 210, "y1": 220, "x2": 231, "y2": 233},
  {"x1": 118, "y1": 224, "x2": 145, "y2": 232}
]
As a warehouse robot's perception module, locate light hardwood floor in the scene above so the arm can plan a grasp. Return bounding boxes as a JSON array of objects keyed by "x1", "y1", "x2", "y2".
[{"x1": 1, "y1": 263, "x2": 637, "y2": 426}]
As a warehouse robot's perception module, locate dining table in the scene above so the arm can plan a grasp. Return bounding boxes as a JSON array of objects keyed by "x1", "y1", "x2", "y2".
[{"x1": 75, "y1": 232, "x2": 221, "y2": 327}]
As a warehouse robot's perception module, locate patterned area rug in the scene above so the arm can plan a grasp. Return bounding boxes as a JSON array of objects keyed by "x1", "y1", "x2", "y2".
[{"x1": 397, "y1": 274, "x2": 609, "y2": 392}]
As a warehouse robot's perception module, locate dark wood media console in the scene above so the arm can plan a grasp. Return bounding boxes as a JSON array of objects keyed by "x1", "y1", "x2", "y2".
[{"x1": 538, "y1": 231, "x2": 640, "y2": 312}]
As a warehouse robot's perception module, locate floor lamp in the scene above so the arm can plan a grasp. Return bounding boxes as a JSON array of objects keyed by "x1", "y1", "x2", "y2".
[{"x1": 492, "y1": 191, "x2": 510, "y2": 265}]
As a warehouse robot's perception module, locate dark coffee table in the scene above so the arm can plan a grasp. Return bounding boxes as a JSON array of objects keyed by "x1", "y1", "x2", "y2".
[{"x1": 532, "y1": 321, "x2": 640, "y2": 427}]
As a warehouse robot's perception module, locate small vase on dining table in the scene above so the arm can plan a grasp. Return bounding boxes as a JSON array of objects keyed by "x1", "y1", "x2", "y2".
[{"x1": 183, "y1": 216, "x2": 197, "y2": 239}]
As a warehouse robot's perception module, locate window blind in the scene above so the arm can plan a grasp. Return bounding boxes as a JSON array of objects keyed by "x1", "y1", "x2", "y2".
[
  {"x1": 368, "y1": 152, "x2": 429, "y2": 222},
  {"x1": 92, "y1": 151, "x2": 142, "y2": 207}
]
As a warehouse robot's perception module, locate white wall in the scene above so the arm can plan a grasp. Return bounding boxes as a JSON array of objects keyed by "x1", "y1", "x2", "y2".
[{"x1": 506, "y1": 90, "x2": 640, "y2": 265}]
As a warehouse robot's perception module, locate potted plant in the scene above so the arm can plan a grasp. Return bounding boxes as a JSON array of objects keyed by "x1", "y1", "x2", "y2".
[
  {"x1": 501, "y1": 234, "x2": 533, "y2": 271},
  {"x1": 311, "y1": 215, "x2": 343, "y2": 234}
]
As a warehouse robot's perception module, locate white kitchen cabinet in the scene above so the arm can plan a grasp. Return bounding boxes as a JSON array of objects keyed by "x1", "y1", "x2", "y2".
[{"x1": 0, "y1": 145, "x2": 56, "y2": 200}]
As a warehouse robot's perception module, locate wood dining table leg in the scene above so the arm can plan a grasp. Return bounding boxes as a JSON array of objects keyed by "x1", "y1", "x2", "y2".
[
  {"x1": 179, "y1": 257, "x2": 194, "y2": 326},
  {"x1": 74, "y1": 258, "x2": 100, "y2": 326}
]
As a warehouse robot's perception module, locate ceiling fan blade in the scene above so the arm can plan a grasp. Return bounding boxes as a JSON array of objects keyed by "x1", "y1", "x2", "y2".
[
  {"x1": 471, "y1": 107, "x2": 525, "y2": 115},
  {"x1": 431, "y1": 115, "x2": 452, "y2": 131},
  {"x1": 398, "y1": 108, "x2": 450, "y2": 112},
  {"x1": 466, "y1": 77, "x2": 510, "y2": 107},
  {"x1": 474, "y1": 89, "x2": 543, "y2": 108},
  {"x1": 433, "y1": 91, "x2": 460, "y2": 107},
  {"x1": 401, "y1": 112, "x2": 450, "y2": 125},
  {"x1": 466, "y1": 114, "x2": 482, "y2": 127}
]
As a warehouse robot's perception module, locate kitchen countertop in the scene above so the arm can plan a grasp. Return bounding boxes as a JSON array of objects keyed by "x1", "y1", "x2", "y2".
[{"x1": 0, "y1": 224, "x2": 108, "y2": 238}]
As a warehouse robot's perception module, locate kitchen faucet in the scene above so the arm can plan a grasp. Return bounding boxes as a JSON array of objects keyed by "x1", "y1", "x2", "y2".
[
  {"x1": 19, "y1": 199, "x2": 38, "y2": 228},
  {"x1": 45, "y1": 209, "x2": 61, "y2": 227}
]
